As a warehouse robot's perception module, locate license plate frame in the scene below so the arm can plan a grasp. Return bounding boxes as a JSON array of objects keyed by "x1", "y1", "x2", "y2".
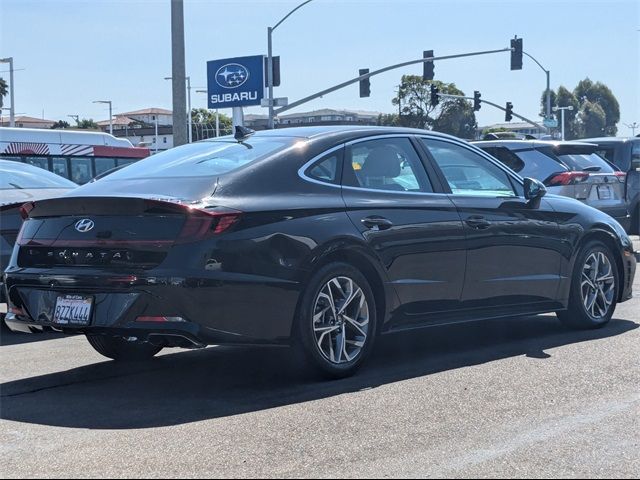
[
  {"x1": 597, "y1": 185, "x2": 613, "y2": 200},
  {"x1": 53, "y1": 294, "x2": 94, "y2": 326}
]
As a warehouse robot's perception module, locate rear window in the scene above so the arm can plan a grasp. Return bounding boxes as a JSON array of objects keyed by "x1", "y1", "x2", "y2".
[
  {"x1": 508, "y1": 149, "x2": 568, "y2": 182},
  {"x1": 0, "y1": 162, "x2": 77, "y2": 189},
  {"x1": 105, "y1": 137, "x2": 294, "y2": 180},
  {"x1": 557, "y1": 153, "x2": 616, "y2": 173}
]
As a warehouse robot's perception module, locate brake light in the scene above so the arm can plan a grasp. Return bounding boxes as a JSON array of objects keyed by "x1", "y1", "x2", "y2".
[
  {"x1": 546, "y1": 172, "x2": 590, "y2": 187},
  {"x1": 176, "y1": 206, "x2": 242, "y2": 244},
  {"x1": 20, "y1": 202, "x2": 34, "y2": 220},
  {"x1": 614, "y1": 171, "x2": 626, "y2": 183}
]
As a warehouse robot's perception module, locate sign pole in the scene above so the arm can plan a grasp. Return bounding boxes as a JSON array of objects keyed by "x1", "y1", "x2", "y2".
[{"x1": 232, "y1": 107, "x2": 244, "y2": 128}]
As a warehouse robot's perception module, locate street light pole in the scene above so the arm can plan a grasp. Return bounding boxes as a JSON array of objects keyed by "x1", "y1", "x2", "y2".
[
  {"x1": 267, "y1": 0, "x2": 314, "y2": 129},
  {"x1": 166, "y1": 76, "x2": 192, "y2": 143},
  {"x1": 0, "y1": 57, "x2": 15, "y2": 127},
  {"x1": 523, "y1": 51, "x2": 551, "y2": 121},
  {"x1": 93, "y1": 100, "x2": 112, "y2": 134},
  {"x1": 553, "y1": 105, "x2": 574, "y2": 141},
  {"x1": 624, "y1": 122, "x2": 639, "y2": 136}
]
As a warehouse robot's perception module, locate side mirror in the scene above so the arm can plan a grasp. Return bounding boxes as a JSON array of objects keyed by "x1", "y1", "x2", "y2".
[{"x1": 524, "y1": 177, "x2": 547, "y2": 201}]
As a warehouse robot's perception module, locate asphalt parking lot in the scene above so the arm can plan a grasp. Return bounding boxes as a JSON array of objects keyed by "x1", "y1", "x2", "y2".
[{"x1": 1, "y1": 241, "x2": 639, "y2": 478}]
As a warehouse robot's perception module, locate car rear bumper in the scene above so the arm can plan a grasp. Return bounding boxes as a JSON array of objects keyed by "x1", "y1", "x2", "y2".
[{"x1": 4, "y1": 269, "x2": 302, "y2": 345}]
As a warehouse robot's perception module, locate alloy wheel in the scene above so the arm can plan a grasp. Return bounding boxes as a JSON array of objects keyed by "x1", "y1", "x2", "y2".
[
  {"x1": 312, "y1": 276, "x2": 370, "y2": 364},
  {"x1": 580, "y1": 252, "x2": 616, "y2": 320}
]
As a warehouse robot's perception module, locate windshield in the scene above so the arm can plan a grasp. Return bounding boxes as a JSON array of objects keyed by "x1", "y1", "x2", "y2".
[
  {"x1": 557, "y1": 153, "x2": 616, "y2": 173},
  {"x1": 0, "y1": 162, "x2": 77, "y2": 189},
  {"x1": 104, "y1": 137, "x2": 295, "y2": 180}
]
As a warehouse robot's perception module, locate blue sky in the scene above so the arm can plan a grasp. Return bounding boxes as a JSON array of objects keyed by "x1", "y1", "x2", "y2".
[{"x1": 1, "y1": 0, "x2": 639, "y2": 134}]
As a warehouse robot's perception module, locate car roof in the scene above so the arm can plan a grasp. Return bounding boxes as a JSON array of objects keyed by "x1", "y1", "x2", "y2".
[
  {"x1": 473, "y1": 139, "x2": 598, "y2": 149},
  {"x1": 201, "y1": 125, "x2": 461, "y2": 143},
  {"x1": 580, "y1": 137, "x2": 640, "y2": 144}
]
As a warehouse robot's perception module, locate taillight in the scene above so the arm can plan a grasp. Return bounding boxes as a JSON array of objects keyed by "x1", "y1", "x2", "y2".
[
  {"x1": 546, "y1": 172, "x2": 590, "y2": 187},
  {"x1": 176, "y1": 206, "x2": 242, "y2": 244},
  {"x1": 614, "y1": 171, "x2": 626, "y2": 183},
  {"x1": 20, "y1": 202, "x2": 34, "y2": 220}
]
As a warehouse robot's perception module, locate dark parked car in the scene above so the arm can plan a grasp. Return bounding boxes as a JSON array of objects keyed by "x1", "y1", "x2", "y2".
[
  {"x1": 4, "y1": 127, "x2": 636, "y2": 378},
  {"x1": 474, "y1": 140, "x2": 630, "y2": 231},
  {"x1": 581, "y1": 137, "x2": 640, "y2": 235},
  {"x1": 0, "y1": 160, "x2": 77, "y2": 322}
]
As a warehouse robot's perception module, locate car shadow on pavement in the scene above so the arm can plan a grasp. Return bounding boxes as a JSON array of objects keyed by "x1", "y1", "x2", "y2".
[
  {"x1": 1, "y1": 315, "x2": 637, "y2": 430},
  {"x1": 0, "y1": 329, "x2": 66, "y2": 347}
]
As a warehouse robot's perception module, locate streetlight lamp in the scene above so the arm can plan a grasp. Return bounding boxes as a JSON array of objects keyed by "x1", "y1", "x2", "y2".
[
  {"x1": 553, "y1": 105, "x2": 574, "y2": 141},
  {"x1": 92, "y1": 100, "x2": 112, "y2": 134},
  {"x1": 196, "y1": 89, "x2": 220, "y2": 138},
  {"x1": 267, "y1": 0, "x2": 314, "y2": 129},
  {"x1": 624, "y1": 122, "x2": 639, "y2": 137},
  {"x1": 165, "y1": 76, "x2": 192, "y2": 143},
  {"x1": 523, "y1": 51, "x2": 552, "y2": 122},
  {"x1": 0, "y1": 57, "x2": 15, "y2": 127}
]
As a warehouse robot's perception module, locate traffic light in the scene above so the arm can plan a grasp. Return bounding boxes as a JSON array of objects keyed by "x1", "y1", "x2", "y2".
[
  {"x1": 505, "y1": 102, "x2": 514, "y2": 121},
  {"x1": 263, "y1": 56, "x2": 281, "y2": 87},
  {"x1": 359, "y1": 69, "x2": 370, "y2": 98},
  {"x1": 430, "y1": 84, "x2": 439, "y2": 107},
  {"x1": 423, "y1": 50, "x2": 434, "y2": 81},
  {"x1": 510, "y1": 36, "x2": 523, "y2": 70},
  {"x1": 473, "y1": 91, "x2": 482, "y2": 111}
]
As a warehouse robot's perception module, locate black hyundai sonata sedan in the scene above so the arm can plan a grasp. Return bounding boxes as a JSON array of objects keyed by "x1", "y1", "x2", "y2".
[{"x1": 4, "y1": 126, "x2": 636, "y2": 377}]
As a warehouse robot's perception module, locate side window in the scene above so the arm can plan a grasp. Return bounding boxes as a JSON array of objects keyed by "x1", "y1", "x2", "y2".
[
  {"x1": 52, "y1": 157, "x2": 70, "y2": 179},
  {"x1": 306, "y1": 149, "x2": 342, "y2": 185},
  {"x1": 24, "y1": 156, "x2": 49, "y2": 171},
  {"x1": 70, "y1": 157, "x2": 94, "y2": 184},
  {"x1": 95, "y1": 158, "x2": 117, "y2": 176},
  {"x1": 423, "y1": 139, "x2": 515, "y2": 197},
  {"x1": 343, "y1": 137, "x2": 433, "y2": 193}
]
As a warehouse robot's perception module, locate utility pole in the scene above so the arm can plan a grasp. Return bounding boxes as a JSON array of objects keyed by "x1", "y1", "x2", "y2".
[
  {"x1": 170, "y1": 0, "x2": 188, "y2": 146},
  {"x1": 0, "y1": 57, "x2": 15, "y2": 127}
]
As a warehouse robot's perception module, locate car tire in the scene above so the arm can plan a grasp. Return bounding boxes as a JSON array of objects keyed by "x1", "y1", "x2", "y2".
[
  {"x1": 295, "y1": 262, "x2": 377, "y2": 379},
  {"x1": 86, "y1": 334, "x2": 163, "y2": 361},
  {"x1": 557, "y1": 241, "x2": 619, "y2": 330}
]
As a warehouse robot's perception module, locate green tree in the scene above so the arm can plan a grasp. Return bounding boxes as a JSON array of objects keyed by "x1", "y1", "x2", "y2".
[
  {"x1": 76, "y1": 118, "x2": 99, "y2": 129},
  {"x1": 0, "y1": 77, "x2": 7, "y2": 108},
  {"x1": 392, "y1": 75, "x2": 475, "y2": 134},
  {"x1": 376, "y1": 113, "x2": 400, "y2": 126},
  {"x1": 578, "y1": 101, "x2": 606, "y2": 138},
  {"x1": 50, "y1": 120, "x2": 70, "y2": 129},
  {"x1": 574, "y1": 78, "x2": 619, "y2": 136},
  {"x1": 190, "y1": 108, "x2": 232, "y2": 138}
]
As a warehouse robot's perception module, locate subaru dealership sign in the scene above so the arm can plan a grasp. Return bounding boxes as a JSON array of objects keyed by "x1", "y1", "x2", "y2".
[{"x1": 207, "y1": 55, "x2": 264, "y2": 109}]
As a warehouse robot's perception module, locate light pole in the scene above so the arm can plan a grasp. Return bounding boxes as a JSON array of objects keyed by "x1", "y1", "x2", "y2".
[
  {"x1": 523, "y1": 51, "x2": 551, "y2": 121},
  {"x1": 0, "y1": 57, "x2": 15, "y2": 127},
  {"x1": 624, "y1": 122, "x2": 639, "y2": 136},
  {"x1": 196, "y1": 89, "x2": 219, "y2": 138},
  {"x1": 553, "y1": 105, "x2": 574, "y2": 141},
  {"x1": 93, "y1": 100, "x2": 112, "y2": 134},
  {"x1": 267, "y1": 0, "x2": 314, "y2": 129},
  {"x1": 166, "y1": 76, "x2": 192, "y2": 143}
]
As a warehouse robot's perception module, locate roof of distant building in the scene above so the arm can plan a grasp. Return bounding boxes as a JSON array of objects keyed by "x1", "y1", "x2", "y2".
[
  {"x1": 96, "y1": 115, "x2": 137, "y2": 127},
  {"x1": 480, "y1": 121, "x2": 545, "y2": 131},
  {"x1": 117, "y1": 108, "x2": 173, "y2": 116},
  {"x1": 1, "y1": 115, "x2": 56, "y2": 125},
  {"x1": 279, "y1": 108, "x2": 381, "y2": 119}
]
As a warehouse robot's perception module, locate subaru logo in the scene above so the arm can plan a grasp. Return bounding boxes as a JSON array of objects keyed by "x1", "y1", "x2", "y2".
[
  {"x1": 215, "y1": 63, "x2": 249, "y2": 89},
  {"x1": 75, "y1": 219, "x2": 95, "y2": 233}
]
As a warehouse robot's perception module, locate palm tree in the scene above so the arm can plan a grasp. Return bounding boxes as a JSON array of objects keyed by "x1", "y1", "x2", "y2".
[{"x1": 0, "y1": 77, "x2": 7, "y2": 108}]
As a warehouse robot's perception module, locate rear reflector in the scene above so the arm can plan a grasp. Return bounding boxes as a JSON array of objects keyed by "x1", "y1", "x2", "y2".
[
  {"x1": 546, "y1": 172, "x2": 590, "y2": 186},
  {"x1": 614, "y1": 172, "x2": 627, "y2": 183},
  {"x1": 136, "y1": 316, "x2": 186, "y2": 323},
  {"x1": 9, "y1": 306, "x2": 26, "y2": 316}
]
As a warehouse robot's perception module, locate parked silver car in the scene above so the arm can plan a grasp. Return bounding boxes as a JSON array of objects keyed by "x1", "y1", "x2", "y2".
[{"x1": 473, "y1": 140, "x2": 629, "y2": 230}]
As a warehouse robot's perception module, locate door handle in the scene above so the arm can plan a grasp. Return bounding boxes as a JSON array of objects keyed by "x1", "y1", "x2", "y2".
[
  {"x1": 361, "y1": 216, "x2": 394, "y2": 230},
  {"x1": 465, "y1": 215, "x2": 491, "y2": 230}
]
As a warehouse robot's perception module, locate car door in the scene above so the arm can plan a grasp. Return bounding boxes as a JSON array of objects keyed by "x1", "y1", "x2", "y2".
[
  {"x1": 340, "y1": 135, "x2": 466, "y2": 327},
  {"x1": 419, "y1": 137, "x2": 565, "y2": 312}
]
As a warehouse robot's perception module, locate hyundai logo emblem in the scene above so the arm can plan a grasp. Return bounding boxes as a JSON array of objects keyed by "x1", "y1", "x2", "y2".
[
  {"x1": 215, "y1": 63, "x2": 249, "y2": 89},
  {"x1": 75, "y1": 219, "x2": 95, "y2": 233}
]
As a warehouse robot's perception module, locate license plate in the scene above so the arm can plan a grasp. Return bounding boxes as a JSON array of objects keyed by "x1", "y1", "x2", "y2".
[
  {"x1": 597, "y1": 185, "x2": 612, "y2": 200},
  {"x1": 53, "y1": 295, "x2": 94, "y2": 326}
]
